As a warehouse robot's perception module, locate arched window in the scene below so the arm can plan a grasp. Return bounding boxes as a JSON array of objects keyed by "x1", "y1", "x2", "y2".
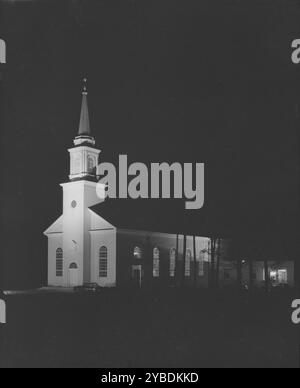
[
  {"x1": 99, "y1": 246, "x2": 108, "y2": 278},
  {"x1": 133, "y1": 246, "x2": 143, "y2": 259},
  {"x1": 87, "y1": 156, "x2": 95, "y2": 173},
  {"x1": 170, "y1": 248, "x2": 176, "y2": 277},
  {"x1": 185, "y1": 249, "x2": 192, "y2": 277},
  {"x1": 56, "y1": 248, "x2": 63, "y2": 277},
  {"x1": 153, "y1": 247, "x2": 160, "y2": 277},
  {"x1": 73, "y1": 156, "x2": 81, "y2": 174}
]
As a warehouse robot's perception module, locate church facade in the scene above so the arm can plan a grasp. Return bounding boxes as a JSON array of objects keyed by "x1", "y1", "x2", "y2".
[{"x1": 44, "y1": 82, "x2": 294, "y2": 290}]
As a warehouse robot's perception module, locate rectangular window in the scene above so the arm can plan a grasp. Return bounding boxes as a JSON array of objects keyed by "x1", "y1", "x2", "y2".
[{"x1": 278, "y1": 270, "x2": 287, "y2": 284}]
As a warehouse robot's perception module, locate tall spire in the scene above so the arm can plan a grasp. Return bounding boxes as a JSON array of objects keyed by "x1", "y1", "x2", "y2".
[
  {"x1": 78, "y1": 78, "x2": 91, "y2": 136},
  {"x1": 70, "y1": 78, "x2": 100, "y2": 181}
]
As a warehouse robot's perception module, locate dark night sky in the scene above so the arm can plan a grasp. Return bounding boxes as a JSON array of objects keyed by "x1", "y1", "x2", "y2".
[{"x1": 0, "y1": 0, "x2": 299, "y2": 288}]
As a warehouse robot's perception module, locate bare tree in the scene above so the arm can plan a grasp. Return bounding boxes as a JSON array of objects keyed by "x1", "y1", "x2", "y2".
[
  {"x1": 236, "y1": 259, "x2": 242, "y2": 290},
  {"x1": 215, "y1": 238, "x2": 222, "y2": 288},
  {"x1": 209, "y1": 237, "x2": 217, "y2": 288},
  {"x1": 248, "y1": 257, "x2": 254, "y2": 292},
  {"x1": 264, "y1": 259, "x2": 269, "y2": 292},
  {"x1": 181, "y1": 235, "x2": 187, "y2": 288},
  {"x1": 175, "y1": 234, "x2": 179, "y2": 286},
  {"x1": 193, "y1": 235, "x2": 197, "y2": 288}
]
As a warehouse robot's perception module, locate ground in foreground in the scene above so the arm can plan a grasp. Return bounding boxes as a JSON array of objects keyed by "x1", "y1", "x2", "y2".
[{"x1": 0, "y1": 289, "x2": 298, "y2": 368}]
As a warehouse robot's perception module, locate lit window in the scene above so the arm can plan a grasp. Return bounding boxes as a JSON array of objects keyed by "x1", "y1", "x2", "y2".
[
  {"x1": 133, "y1": 246, "x2": 143, "y2": 259},
  {"x1": 170, "y1": 248, "x2": 176, "y2": 277},
  {"x1": 99, "y1": 246, "x2": 108, "y2": 278},
  {"x1": 56, "y1": 248, "x2": 63, "y2": 277},
  {"x1": 185, "y1": 249, "x2": 192, "y2": 277},
  {"x1": 153, "y1": 247, "x2": 160, "y2": 277},
  {"x1": 278, "y1": 269, "x2": 288, "y2": 284}
]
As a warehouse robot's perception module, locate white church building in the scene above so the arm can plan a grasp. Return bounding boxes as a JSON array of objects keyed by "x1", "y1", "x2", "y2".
[
  {"x1": 44, "y1": 80, "x2": 218, "y2": 289},
  {"x1": 44, "y1": 81, "x2": 294, "y2": 290}
]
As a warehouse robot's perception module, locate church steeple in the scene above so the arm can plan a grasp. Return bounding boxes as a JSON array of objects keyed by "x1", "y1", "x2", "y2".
[
  {"x1": 78, "y1": 78, "x2": 91, "y2": 136},
  {"x1": 74, "y1": 78, "x2": 95, "y2": 147},
  {"x1": 68, "y1": 78, "x2": 101, "y2": 181}
]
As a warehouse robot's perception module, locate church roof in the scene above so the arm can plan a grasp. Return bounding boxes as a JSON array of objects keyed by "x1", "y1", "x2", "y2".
[{"x1": 91, "y1": 199, "x2": 219, "y2": 237}]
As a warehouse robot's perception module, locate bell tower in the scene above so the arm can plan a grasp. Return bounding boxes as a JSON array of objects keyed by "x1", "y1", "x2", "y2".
[
  {"x1": 60, "y1": 78, "x2": 103, "y2": 286},
  {"x1": 69, "y1": 78, "x2": 101, "y2": 181},
  {"x1": 45, "y1": 78, "x2": 106, "y2": 288}
]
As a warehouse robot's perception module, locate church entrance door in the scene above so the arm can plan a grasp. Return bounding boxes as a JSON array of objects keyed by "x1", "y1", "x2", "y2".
[
  {"x1": 131, "y1": 265, "x2": 142, "y2": 288},
  {"x1": 68, "y1": 263, "x2": 80, "y2": 287}
]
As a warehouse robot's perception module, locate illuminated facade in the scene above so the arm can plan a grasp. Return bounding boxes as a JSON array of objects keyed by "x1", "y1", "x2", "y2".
[{"x1": 44, "y1": 81, "x2": 215, "y2": 288}]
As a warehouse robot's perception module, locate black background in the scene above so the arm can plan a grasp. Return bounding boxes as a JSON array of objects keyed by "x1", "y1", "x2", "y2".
[{"x1": 0, "y1": 0, "x2": 299, "y2": 288}]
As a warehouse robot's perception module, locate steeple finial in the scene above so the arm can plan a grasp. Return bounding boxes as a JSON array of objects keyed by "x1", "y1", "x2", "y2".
[
  {"x1": 78, "y1": 77, "x2": 91, "y2": 136},
  {"x1": 82, "y1": 77, "x2": 88, "y2": 95}
]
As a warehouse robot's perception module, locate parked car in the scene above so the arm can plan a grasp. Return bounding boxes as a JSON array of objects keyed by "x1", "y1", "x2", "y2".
[{"x1": 74, "y1": 283, "x2": 102, "y2": 293}]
